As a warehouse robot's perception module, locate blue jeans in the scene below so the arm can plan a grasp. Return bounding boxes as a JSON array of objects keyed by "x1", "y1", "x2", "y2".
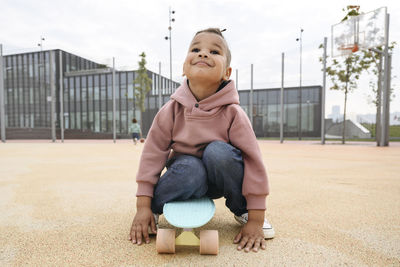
[
  {"x1": 132, "y1": 133, "x2": 140, "y2": 140},
  {"x1": 151, "y1": 141, "x2": 247, "y2": 216}
]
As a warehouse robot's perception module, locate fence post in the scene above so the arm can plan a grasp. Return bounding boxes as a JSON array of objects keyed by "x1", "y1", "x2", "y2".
[{"x1": 0, "y1": 44, "x2": 5, "y2": 142}]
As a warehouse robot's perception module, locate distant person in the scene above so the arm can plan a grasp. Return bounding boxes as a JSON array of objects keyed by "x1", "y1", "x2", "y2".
[
  {"x1": 129, "y1": 28, "x2": 274, "y2": 252},
  {"x1": 129, "y1": 118, "x2": 142, "y2": 145}
]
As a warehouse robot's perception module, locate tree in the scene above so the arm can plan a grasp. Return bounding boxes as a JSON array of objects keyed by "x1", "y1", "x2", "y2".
[
  {"x1": 133, "y1": 52, "x2": 152, "y2": 132},
  {"x1": 319, "y1": 6, "x2": 371, "y2": 144}
]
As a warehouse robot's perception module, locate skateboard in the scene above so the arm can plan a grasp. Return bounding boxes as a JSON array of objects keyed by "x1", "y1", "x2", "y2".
[{"x1": 156, "y1": 197, "x2": 219, "y2": 255}]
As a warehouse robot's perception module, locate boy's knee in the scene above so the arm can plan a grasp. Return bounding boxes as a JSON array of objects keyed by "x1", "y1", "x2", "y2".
[
  {"x1": 203, "y1": 141, "x2": 242, "y2": 167},
  {"x1": 171, "y1": 155, "x2": 207, "y2": 184},
  {"x1": 153, "y1": 155, "x2": 208, "y2": 206}
]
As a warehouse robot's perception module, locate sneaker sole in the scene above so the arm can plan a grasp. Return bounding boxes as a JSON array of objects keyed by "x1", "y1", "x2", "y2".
[
  {"x1": 263, "y1": 228, "x2": 275, "y2": 239},
  {"x1": 234, "y1": 216, "x2": 247, "y2": 225}
]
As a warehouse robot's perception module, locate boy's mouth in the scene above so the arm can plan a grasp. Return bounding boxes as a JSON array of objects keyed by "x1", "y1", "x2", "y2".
[{"x1": 194, "y1": 60, "x2": 211, "y2": 67}]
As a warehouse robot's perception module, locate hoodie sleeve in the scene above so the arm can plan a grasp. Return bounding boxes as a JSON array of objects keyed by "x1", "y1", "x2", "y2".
[
  {"x1": 228, "y1": 106, "x2": 269, "y2": 210},
  {"x1": 135, "y1": 101, "x2": 174, "y2": 197}
]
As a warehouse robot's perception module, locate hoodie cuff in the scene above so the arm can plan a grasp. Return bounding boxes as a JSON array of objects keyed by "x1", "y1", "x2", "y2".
[
  {"x1": 136, "y1": 182, "x2": 154, "y2": 198},
  {"x1": 245, "y1": 195, "x2": 267, "y2": 210}
]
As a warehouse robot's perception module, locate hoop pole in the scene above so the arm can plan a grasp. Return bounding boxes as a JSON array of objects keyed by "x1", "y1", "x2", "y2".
[
  {"x1": 384, "y1": 53, "x2": 392, "y2": 144},
  {"x1": 376, "y1": 53, "x2": 382, "y2": 146}
]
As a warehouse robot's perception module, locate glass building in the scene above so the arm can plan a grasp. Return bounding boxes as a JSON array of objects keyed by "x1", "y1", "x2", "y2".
[
  {"x1": 4, "y1": 49, "x2": 103, "y2": 129},
  {"x1": 239, "y1": 86, "x2": 322, "y2": 137},
  {"x1": 2, "y1": 49, "x2": 178, "y2": 138},
  {"x1": 2, "y1": 49, "x2": 321, "y2": 139},
  {"x1": 63, "y1": 68, "x2": 179, "y2": 136}
]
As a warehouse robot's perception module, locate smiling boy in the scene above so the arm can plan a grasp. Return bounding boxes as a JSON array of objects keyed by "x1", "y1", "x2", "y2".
[{"x1": 129, "y1": 28, "x2": 274, "y2": 252}]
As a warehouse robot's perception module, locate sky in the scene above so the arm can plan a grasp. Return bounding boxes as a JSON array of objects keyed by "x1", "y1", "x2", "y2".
[{"x1": 1, "y1": 0, "x2": 399, "y2": 117}]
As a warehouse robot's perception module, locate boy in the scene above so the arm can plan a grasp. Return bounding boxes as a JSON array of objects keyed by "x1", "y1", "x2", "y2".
[
  {"x1": 129, "y1": 118, "x2": 142, "y2": 145},
  {"x1": 129, "y1": 28, "x2": 274, "y2": 252}
]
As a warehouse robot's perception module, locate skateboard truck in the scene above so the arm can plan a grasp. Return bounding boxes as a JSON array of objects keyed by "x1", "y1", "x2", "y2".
[{"x1": 175, "y1": 229, "x2": 200, "y2": 246}]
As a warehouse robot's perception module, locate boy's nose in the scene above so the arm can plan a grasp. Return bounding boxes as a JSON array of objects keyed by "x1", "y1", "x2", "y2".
[{"x1": 198, "y1": 52, "x2": 208, "y2": 58}]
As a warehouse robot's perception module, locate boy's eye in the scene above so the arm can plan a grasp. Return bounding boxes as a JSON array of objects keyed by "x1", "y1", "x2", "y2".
[
  {"x1": 191, "y1": 48, "x2": 200, "y2": 53},
  {"x1": 210, "y1": 50, "x2": 220, "y2": 55}
]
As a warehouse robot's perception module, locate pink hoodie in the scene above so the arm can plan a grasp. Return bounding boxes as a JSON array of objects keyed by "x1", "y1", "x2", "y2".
[{"x1": 136, "y1": 79, "x2": 269, "y2": 210}]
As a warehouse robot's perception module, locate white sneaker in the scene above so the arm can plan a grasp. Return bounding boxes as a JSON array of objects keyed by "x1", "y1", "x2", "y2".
[
  {"x1": 148, "y1": 213, "x2": 159, "y2": 235},
  {"x1": 234, "y1": 213, "x2": 275, "y2": 239}
]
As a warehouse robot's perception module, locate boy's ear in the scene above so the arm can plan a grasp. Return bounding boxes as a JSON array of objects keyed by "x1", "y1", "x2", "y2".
[
  {"x1": 182, "y1": 63, "x2": 186, "y2": 77},
  {"x1": 223, "y1": 67, "x2": 232, "y2": 80}
]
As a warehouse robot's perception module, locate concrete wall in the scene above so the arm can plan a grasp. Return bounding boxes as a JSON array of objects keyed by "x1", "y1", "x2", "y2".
[
  {"x1": 325, "y1": 119, "x2": 371, "y2": 139},
  {"x1": 5, "y1": 128, "x2": 130, "y2": 139}
]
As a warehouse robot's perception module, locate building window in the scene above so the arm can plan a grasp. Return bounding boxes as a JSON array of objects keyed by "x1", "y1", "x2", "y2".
[
  {"x1": 72, "y1": 55, "x2": 77, "y2": 71},
  {"x1": 87, "y1": 76, "x2": 94, "y2": 131},
  {"x1": 94, "y1": 75, "x2": 100, "y2": 132},
  {"x1": 82, "y1": 76, "x2": 87, "y2": 130},
  {"x1": 100, "y1": 75, "x2": 106, "y2": 132},
  {"x1": 76, "y1": 76, "x2": 81, "y2": 129},
  {"x1": 63, "y1": 78, "x2": 69, "y2": 129}
]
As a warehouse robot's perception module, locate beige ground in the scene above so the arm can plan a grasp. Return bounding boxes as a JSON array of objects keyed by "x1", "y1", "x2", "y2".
[{"x1": 0, "y1": 140, "x2": 399, "y2": 266}]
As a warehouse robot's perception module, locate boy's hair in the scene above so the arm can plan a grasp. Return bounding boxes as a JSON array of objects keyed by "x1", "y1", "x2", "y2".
[
  {"x1": 194, "y1": 28, "x2": 231, "y2": 67},
  {"x1": 132, "y1": 118, "x2": 137, "y2": 123}
]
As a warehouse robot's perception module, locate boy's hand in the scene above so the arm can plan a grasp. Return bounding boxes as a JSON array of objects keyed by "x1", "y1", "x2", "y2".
[
  {"x1": 129, "y1": 197, "x2": 156, "y2": 245},
  {"x1": 233, "y1": 210, "x2": 266, "y2": 252},
  {"x1": 129, "y1": 207, "x2": 156, "y2": 245}
]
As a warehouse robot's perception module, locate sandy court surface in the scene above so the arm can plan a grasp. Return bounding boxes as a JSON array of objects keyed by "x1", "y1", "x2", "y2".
[{"x1": 0, "y1": 140, "x2": 399, "y2": 266}]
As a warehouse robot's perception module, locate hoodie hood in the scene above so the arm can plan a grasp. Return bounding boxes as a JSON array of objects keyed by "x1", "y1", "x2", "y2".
[{"x1": 171, "y1": 79, "x2": 240, "y2": 112}]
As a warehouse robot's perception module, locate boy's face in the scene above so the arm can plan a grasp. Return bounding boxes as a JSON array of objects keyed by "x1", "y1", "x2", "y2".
[{"x1": 183, "y1": 32, "x2": 232, "y2": 84}]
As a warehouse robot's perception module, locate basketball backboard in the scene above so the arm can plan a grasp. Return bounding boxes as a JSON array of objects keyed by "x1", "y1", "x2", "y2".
[{"x1": 331, "y1": 7, "x2": 387, "y2": 57}]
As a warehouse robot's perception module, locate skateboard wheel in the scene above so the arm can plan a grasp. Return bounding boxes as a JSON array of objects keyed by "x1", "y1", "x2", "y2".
[
  {"x1": 199, "y1": 230, "x2": 219, "y2": 255},
  {"x1": 156, "y1": 229, "x2": 176, "y2": 254}
]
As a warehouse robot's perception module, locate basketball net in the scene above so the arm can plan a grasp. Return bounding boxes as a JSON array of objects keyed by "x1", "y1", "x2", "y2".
[{"x1": 338, "y1": 43, "x2": 359, "y2": 57}]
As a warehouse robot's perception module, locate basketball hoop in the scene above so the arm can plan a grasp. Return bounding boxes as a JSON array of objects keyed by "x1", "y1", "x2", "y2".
[
  {"x1": 351, "y1": 44, "x2": 359, "y2": 53},
  {"x1": 338, "y1": 43, "x2": 359, "y2": 57},
  {"x1": 331, "y1": 7, "x2": 387, "y2": 58}
]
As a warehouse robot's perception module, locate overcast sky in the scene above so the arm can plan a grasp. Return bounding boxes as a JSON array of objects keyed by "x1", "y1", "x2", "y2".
[{"x1": 1, "y1": 0, "x2": 399, "y2": 116}]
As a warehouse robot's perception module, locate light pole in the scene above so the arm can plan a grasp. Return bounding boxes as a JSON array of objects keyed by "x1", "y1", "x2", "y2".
[
  {"x1": 235, "y1": 69, "x2": 238, "y2": 90},
  {"x1": 280, "y1": 52, "x2": 285, "y2": 144},
  {"x1": 112, "y1": 57, "x2": 116, "y2": 143},
  {"x1": 296, "y1": 29, "x2": 303, "y2": 140},
  {"x1": 321, "y1": 37, "x2": 327, "y2": 145},
  {"x1": 0, "y1": 44, "x2": 5, "y2": 142},
  {"x1": 165, "y1": 7, "x2": 175, "y2": 93},
  {"x1": 38, "y1": 36, "x2": 45, "y2": 51},
  {"x1": 37, "y1": 36, "x2": 45, "y2": 127}
]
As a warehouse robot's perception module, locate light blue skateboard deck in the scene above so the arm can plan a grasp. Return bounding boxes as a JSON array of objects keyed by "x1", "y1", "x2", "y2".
[{"x1": 163, "y1": 197, "x2": 215, "y2": 229}]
